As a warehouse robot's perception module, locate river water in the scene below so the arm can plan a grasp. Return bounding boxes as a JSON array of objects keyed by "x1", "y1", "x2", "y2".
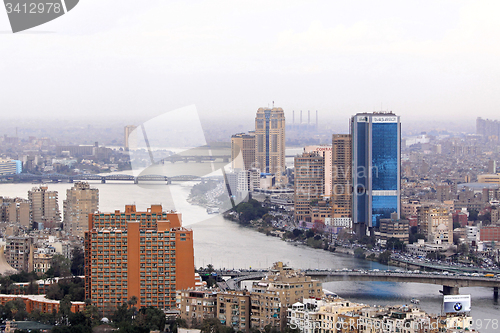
[{"x1": 1, "y1": 180, "x2": 499, "y2": 332}]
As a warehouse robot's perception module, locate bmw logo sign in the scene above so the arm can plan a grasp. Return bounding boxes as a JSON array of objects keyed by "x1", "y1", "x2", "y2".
[{"x1": 453, "y1": 302, "x2": 463, "y2": 311}]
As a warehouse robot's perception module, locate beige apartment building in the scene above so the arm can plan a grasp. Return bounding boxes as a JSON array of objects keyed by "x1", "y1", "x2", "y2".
[
  {"x1": 63, "y1": 182, "x2": 99, "y2": 237},
  {"x1": 255, "y1": 107, "x2": 286, "y2": 180},
  {"x1": 217, "y1": 291, "x2": 251, "y2": 332},
  {"x1": 250, "y1": 262, "x2": 323, "y2": 331},
  {"x1": 331, "y1": 134, "x2": 352, "y2": 220},
  {"x1": 231, "y1": 132, "x2": 256, "y2": 171},
  {"x1": 28, "y1": 186, "x2": 60, "y2": 229},
  {"x1": 178, "y1": 290, "x2": 217, "y2": 326},
  {"x1": 294, "y1": 152, "x2": 324, "y2": 222}
]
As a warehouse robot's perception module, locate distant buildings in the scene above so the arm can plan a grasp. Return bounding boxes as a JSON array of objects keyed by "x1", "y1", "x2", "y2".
[
  {"x1": 0, "y1": 159, "x2": 22, "y2": 175},
  {"x1": 84, "y1": 205, "x2": 195, "y2": 311},
  {"x1": 255, "y1": 107, "x2": 286, "y2": 179},
  {"x1": 28, "y1": 186, "x2": 60, "y2": 229},
  {"x1": 476, "y1": 117, "x2": 500, "y2": 138},
  {"x1": 231, "y1": 132, "x2": 256, "y2": 171},
  {"x1": 351, "y1": 112, "x2": 401, "y2": 234},
  {"x1": 63, "y1": 182, "x2": 99, "y2": 237},
  {"x1": 0, "y1": 197, "x2": 30, "y2": 227},
  {"x1": 124, "y1": 125, "x2": 137, "y2": 150}
]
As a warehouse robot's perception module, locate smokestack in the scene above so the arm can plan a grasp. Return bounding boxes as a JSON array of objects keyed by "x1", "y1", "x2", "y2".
[
  {"x1": 308, "y1": 110, "x2": 310, "y2": 126},
  {"x1": 316, "y1": 110, "x2": 318, "y2": 130},
  {"x1": 293, "y1": 110, "x2": 295, "y2": 125},
  {"x1": 300, "y1": 110, "x2": 303, "y2": 124}
]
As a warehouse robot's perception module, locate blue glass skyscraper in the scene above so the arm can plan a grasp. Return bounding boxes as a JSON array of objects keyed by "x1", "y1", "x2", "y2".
[{"x1": 351, "y1": 113, "x2": 401, "y2": 233}]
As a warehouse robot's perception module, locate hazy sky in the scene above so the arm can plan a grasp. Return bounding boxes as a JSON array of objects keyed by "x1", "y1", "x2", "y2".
[{"x1": 1, "y1": 0, "x2": 500, "y2": 132}]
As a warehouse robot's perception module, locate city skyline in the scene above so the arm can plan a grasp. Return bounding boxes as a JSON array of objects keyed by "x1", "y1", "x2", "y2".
[{"x1": 1, "y1": 1, "x2": 500, "y2": 128}]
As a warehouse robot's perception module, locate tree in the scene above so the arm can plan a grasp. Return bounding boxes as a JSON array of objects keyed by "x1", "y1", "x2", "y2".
[
  {"x1": 45, "y1": 254, "x2": 71, "y2": 278},
  {"x1": 71, "y1": 247, "x2": 85, "y2": 276},
  {"x1": 378, "y1": 250, "x2": 392, "y2": 264},
  {"x1": 468, "y1": 209, "x2": 479, "y2": 221},
  {"x1": 354, "y1": 248, "x2": 366, "y2": 259},
  {"x1": 305, "y1": 229, "x2": 315, "y2": 239},
  {"x1": 386, "y1": 238, "x2": 406, "y2": 251}
]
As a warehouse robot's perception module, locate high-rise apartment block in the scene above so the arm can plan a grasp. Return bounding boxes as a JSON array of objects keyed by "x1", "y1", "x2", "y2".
[
  {"x1": 84, "y1": 205, "x2": 195, "y2": 312},
  {"x1": 331, "y1": 134, "x2": 352, "y2": 222},
  {"x1": 5, "y1": 235, "x2": 33, "y2": 272},
  {"x1": 294, "y1": 152, "x2": 324, "y2": 222},
  {"x1": 255, "y1": 107, "x2": 286, "y2": 178},
  {"x1": 0, "y1": 197, "x2": 30, "y2": 227},
  {"x1": 250, "y1": 262, "x2": 322, "y2": 331},
  {"x1": 231, "y1": 132, "x2": 256, "y2": 171},
  {"x1": 304, "y1": 146, "x2": 332, "y2": 196},
  {"x1": 64, "y1": 182, "x2": 99, "y2": 237},
  {"x1": 477, "y1": 117, "x2": 500, "y2": 138},
  {"x1": 351, "y1": 113, "x2": 400, "y2": 233},
  {"x1": 28, "y1": 186, "x2": 60, "y2": 229}
]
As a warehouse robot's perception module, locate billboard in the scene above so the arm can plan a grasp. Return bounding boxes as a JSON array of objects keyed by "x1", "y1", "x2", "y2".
[{"x1": 443, "y1": 295, "x2": 471, "y2": 313}]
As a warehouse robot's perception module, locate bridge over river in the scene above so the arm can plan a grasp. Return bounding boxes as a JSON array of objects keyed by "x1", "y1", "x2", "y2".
[
  {"x1": 0, "y1": 173, "x2": 211, "y2": 184},
  {"x1": 221, "y1": 269, "x2": 500, "y2": 296}
]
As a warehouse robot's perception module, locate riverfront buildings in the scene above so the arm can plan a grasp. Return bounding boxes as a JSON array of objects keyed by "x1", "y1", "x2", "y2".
[
  {"x1": 294, "y1": 152, "x2": 324, "y2": 222},
  {"x1": 0, "y1": 159, "x2": 22, "y2": 175},
  {"x1": 84, "y1": 204, "x2": 195, "y2": 311},
  {"x1": 28, "y1": 186, "x2": 60, "y2": 229},
  {"x1": 255, "y1": 107, "x2": 286, "y2": 179},
  {"x1": 63, "y1": 182, "x2": 99, "y2": 237},
  {"x1": 124, "y1": 125, "x2": 137, "y2": 150},
  {"x1": 331, "y1": 134, "x2": 352, "y2": 223},
  {"x1": 231, "y1": 132, "x2": 256, "y2": 171},
  {"x1": 351, "y1": 112, "x2": 401, "y2": 234}
]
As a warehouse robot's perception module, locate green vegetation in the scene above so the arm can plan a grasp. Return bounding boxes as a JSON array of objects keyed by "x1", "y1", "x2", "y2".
[
  {"x1": 234, "y1": 199, "x2": 269, "y2": 225},
  {"x1": 354, "y1": 248, "x2": 366, "y2": 259},
  {"x1": 378, "y1": 250, "x2": 392, "y2": 264},
  {"x1": 386, "y1": 237, "x2": 406, "y2": 251}
]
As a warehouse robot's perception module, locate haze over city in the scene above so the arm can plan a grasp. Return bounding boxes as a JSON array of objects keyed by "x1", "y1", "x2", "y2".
[{"x1": 1, "y1": 0, "x2": 500, "y2": 132}]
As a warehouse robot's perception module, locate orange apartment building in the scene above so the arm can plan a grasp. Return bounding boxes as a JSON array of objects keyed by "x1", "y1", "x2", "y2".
[
  {"x1": 0, "y1": 294, "x2": 85, "y2": 314},
  {"x1": 84, "y1": 205, "x2": 195, "y2": 312}
]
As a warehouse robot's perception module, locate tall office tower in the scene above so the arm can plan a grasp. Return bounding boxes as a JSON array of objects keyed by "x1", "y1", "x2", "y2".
[
  {"x1": 255, "y1": 107, "x2": 286, "y2": 179},
  {"x1": 84, "y1": 204, "x2": 195, "y2": 312},
  {"x1": 231, "y1": 132, "x2": 256, "y2": 170},
  {"x1": 331, "y1": 134, "x2": 352, "y2": 221},
  {"x1": 63, "y1": 182, "x2": 99, "y2": 237},
  {"x1": 294, "y1": 152, "x2": 324, "y2": 222},
  {"x1": 124, "y1": 125, "x2": 137, "y2": 150},
  {"x1": 28, "y1": 186, "x2": 60, "y2": 229},
  {"x1": 304, "y1": 145, "x2": 332, "y2": 196},
  {"x1": 351, "y1": 112, "x2": 401, "y2": 234}
]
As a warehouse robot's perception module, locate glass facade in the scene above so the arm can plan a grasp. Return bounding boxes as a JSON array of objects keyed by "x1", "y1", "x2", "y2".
[
  {"x1": 352, "y1": 114, "x2": 400, "y2": 229},
  {"x1": 372, "y1": 195, "x2": 398, "y2": 227},
  {"x1": 371, "y1": 123, "x2": 398, "y2": 191}
]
